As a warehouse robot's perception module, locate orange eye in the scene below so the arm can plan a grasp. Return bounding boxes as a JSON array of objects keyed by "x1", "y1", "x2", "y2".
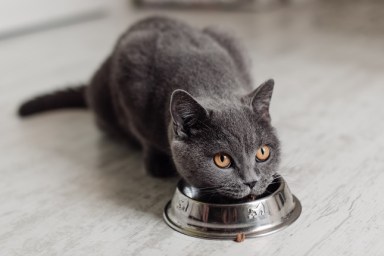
[
  {"x1": 213, "y1": 153, "x2": 232, "y2": 168},
  {"x1": 256, "y1": 145, "x2": 270, "y2": 162}
]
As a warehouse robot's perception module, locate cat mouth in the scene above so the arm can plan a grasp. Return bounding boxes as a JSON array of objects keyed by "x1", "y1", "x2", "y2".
[
  {"x1": 245, "y1": 178, "x2": 280, "y2": 200},
  {"x1": 189, "y1": 178, "x2": 276, "y2": 202},
  {"x1": 191, "y1": 187, "x2": 265, "y2": 203},
  {"x1": 233, "y1": 187, "x2": 272, "y2": 202},
  {"x1": 238, "y1": 182, "x2": 273, "y2": 200}
]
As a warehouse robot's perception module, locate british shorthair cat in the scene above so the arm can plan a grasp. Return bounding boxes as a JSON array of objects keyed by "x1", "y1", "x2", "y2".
[{"x1": 19, "y1": 16, "x2": 281, "y2": 200}]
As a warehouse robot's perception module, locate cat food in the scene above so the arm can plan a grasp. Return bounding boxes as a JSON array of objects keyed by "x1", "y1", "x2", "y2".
[{"x1": 234, "y1": 233, "x2": 246, "y2": 242}]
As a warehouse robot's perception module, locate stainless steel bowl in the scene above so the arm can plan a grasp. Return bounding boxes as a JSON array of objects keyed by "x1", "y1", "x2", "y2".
[{"x1": 163, "y1": 175, "x2": 301, "y2": 239}]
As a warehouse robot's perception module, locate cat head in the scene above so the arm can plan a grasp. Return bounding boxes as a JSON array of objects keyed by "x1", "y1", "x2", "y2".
[{"x1": 170, "y1": 79, "x2": 280, "y2": 200}]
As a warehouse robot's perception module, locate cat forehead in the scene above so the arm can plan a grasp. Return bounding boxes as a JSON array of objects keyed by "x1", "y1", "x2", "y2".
[
  {"x1": 208, "y1": 108, "x2": 259, "y2": 145},
  {"x1": 207, "y1": 105, "x2": 275, "y2": 147},
  {"x1": 210, "y1": 105, "x2": 255, "y2": 130}
]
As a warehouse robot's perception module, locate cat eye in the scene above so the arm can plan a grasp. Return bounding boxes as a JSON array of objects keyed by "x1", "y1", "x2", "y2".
[
  {"x1": 213, "y1": 153, "x2": 232, "y2": 168},
  {"x1": 256, "y1": 145, "x2": 270, "y2": 162}
]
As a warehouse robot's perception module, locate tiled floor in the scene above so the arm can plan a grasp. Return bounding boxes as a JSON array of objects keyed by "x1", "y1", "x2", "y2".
[{"x1": 0, "y1": 0, "x2": 383, "y2": 255}]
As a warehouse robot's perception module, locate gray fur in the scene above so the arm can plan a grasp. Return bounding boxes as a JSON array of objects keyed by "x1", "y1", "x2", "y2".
[
  {"x1": 23, "y1": 16, "x2": 281, "y2": 200},
  {"x1": 88, "y1": 16, "x2": 281, "y2": 200}
]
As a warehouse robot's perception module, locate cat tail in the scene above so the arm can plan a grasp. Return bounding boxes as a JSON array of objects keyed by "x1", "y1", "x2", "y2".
[{"x1": 18, "y1": 85, "x2": 88, "y2": 117}]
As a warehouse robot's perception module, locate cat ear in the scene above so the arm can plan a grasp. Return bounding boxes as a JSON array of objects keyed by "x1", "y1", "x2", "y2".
[
  {"x1": 170, "y1": 89, "x2": 209, "y2": 138},
  {"x1": 244, "y1": 79, "x2": 274, "y2": 122}
]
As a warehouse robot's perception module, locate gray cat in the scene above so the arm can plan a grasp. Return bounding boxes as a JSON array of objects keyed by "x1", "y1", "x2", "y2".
[{"x1": 18, "y1": 16, "x2": 280, "y2": 200}]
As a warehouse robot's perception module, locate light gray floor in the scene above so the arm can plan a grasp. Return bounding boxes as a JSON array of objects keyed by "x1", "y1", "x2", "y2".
[{"x1": 1, "y1": 0, "x2": 383, "y2": 255}]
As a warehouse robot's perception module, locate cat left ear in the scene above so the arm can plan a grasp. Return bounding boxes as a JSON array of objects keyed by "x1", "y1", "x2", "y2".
[
  {"x1": 170, "y1": 89, "x2": 209, "y2": 138},
  {"x1": 244, "y1": 79, "x2": 274, "y2": 122}
]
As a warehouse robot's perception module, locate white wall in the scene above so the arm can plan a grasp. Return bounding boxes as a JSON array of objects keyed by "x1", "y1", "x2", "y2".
[{"x1": 0, "y1": 0, "x2": 108, "y2": 37}]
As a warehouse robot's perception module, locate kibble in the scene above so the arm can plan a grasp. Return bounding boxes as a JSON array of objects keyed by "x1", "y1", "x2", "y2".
[{"x1": 234, "y1": 233, "x2": 246, "y2": 242}]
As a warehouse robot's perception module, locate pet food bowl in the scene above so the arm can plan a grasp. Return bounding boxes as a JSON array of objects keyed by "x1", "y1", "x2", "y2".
[{"x1": 163, "y1": 175, "x2": 301, "y2": 240}]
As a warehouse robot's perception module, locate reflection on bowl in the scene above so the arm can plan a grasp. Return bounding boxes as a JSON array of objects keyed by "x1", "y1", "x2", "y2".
[{"x1": 163, "y1": 175, "x2": 301, "y2": 240}]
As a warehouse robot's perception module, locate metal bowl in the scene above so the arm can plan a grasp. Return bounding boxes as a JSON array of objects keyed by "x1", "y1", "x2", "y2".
[{"x1": 163, "y1": 175, "x2": 301, "y2": 240}]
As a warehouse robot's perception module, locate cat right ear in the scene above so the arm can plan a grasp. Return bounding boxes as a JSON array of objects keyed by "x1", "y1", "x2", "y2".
[
  {"x1": 243, "y1": 79, "x2": 275, "y2": 122},
  {"x1": 170, "y1": 89, "x2": 209, "y2": 138}
]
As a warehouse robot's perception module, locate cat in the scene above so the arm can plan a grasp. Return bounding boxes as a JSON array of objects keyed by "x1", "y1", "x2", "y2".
[{"x1": 18, "y1": 16, "x2": 281, "y2": 200}]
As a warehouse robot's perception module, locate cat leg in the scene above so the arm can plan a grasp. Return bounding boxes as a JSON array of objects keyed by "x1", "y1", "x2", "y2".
[{"x1": 143, "y1": 146, "x2": 177, "y2": 178}]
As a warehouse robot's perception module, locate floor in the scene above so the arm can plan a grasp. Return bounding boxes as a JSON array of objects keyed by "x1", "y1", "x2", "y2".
[{"x1": 1, "y1": 0, "x2": 384, "y2": 255}]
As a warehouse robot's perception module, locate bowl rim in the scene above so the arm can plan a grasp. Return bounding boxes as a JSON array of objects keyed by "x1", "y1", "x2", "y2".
[
  {"x1": 163, "y1": 195, "x2": 302, "y2": 239},
  {"x1": 176, "y1": 175, "x2": 285, "y2": 207}
]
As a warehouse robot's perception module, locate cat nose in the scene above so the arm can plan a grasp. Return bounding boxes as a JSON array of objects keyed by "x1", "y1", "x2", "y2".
[{"x1": 244, "y1": 181, "x2": 257, "y2": 189}]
